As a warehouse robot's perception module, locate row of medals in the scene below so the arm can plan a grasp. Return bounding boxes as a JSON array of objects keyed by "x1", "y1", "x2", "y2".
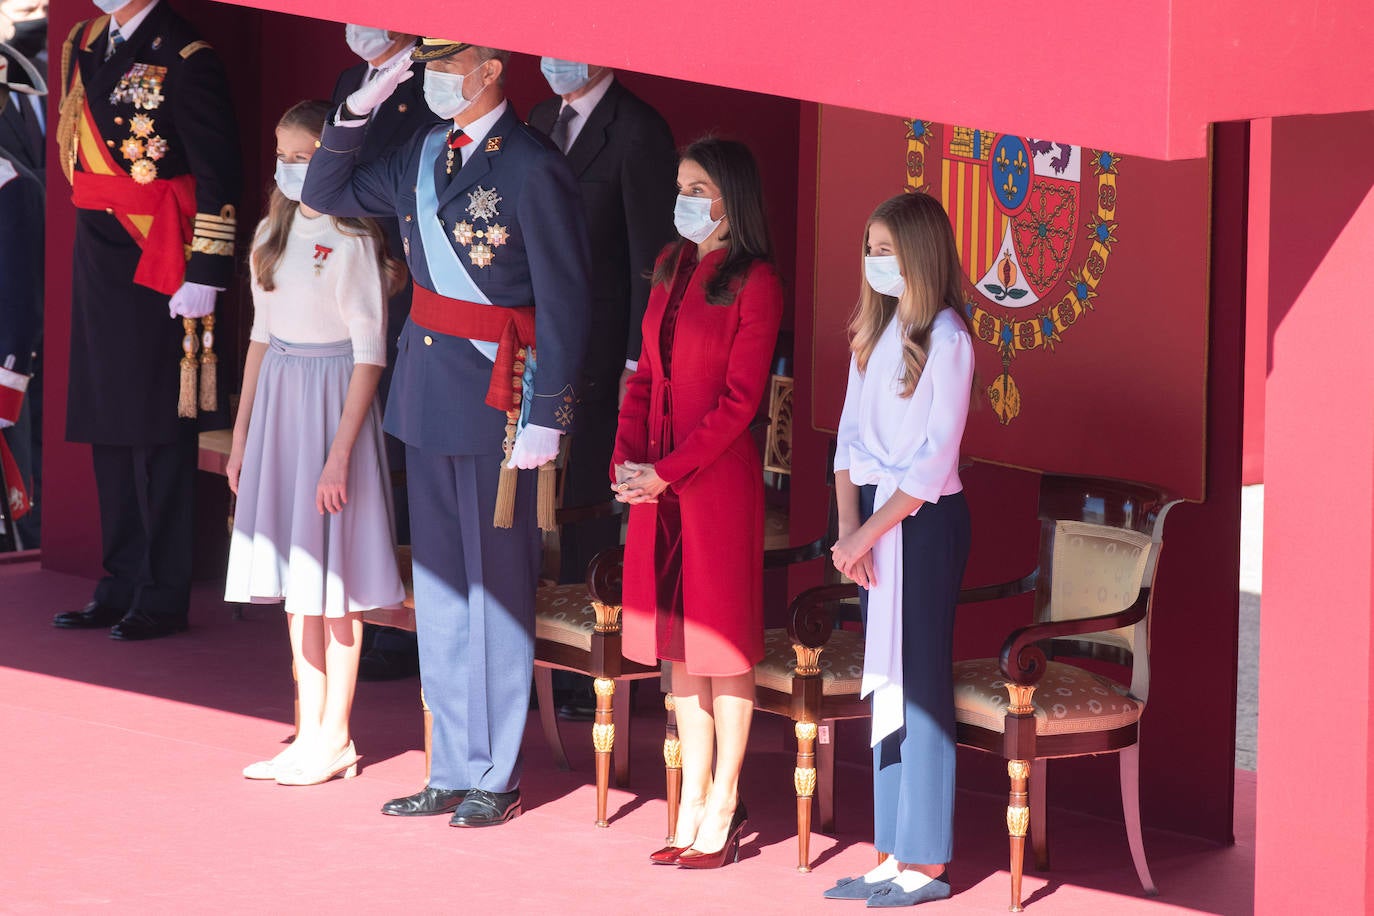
[{"x1": 110, "y1": 64, "x2": 168, "y2": 185}]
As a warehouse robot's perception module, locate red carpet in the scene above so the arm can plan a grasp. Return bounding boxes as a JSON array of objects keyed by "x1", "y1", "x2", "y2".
[{"x1": 0, "y1": 558, "x2": 1254, "y2": 913}]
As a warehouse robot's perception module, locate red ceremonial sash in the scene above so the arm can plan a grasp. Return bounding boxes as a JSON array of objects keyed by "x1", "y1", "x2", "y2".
[
  {"x1": 71, "y1": 170, "x2": 196, "y2": 296},
  {"x1": 410, "y1": 285, "x2": 535, "y2": 413}
]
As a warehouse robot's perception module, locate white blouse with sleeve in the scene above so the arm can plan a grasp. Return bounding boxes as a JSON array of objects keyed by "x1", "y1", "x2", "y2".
[
  {"x1": 248, "y1": 212, "x2": 388, "y2": 366},
  {"x1": 834, "y1": 306, "x2": 974, "y2": 745}
]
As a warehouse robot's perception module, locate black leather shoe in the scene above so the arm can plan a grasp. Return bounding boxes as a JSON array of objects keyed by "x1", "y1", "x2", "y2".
[
  {"x1": 53, "y1": 602, "x2": 125, "y2": 630},
  {"x1": 381, "y1": 786, "x2": 468, "y2": 817},
  {"x1": 357, "y1": 648, "x2": 420, "y2": 682},
  {"x1": 108, "y1": 611, "x2": 188, "y2": 641},
  {"x1": 449, "y1": 789, "x2": 521, "y2": 827}
]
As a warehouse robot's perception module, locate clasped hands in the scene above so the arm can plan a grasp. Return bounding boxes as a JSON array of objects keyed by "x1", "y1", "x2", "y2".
[
  {"x1": 612, "y1": 461, "x2": 667, "y2": 504},
  {"x1": 831, "y1": 526, "x2": 877, "y2": 589}
]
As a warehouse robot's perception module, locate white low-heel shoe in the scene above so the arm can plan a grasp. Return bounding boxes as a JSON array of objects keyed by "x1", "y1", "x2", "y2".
[
  {"x1": 242, "y1": 746, "x2": 297, "y2": 780},
  {"x1": 276, "y1": 742, "x2": 360, "y2": 786}
]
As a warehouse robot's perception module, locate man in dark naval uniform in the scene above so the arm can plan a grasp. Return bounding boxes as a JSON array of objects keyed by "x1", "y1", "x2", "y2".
[
  {"x1": 303, "y1": 39, "x2": 590, "y2": 827},
  {"x1": 330, "y1": 23, "x2": 442, "y2": 681},
  {"x1": 52, "y1": 0, "x2": 240, "y2": 640}
]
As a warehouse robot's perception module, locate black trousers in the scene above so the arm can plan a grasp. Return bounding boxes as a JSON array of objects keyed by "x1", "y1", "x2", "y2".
[
  {"x1": 90, "y1": 423, "x2": 197, "y2": 620},
  {"x1": 557, "y1": 380, "x2": 623, "y2": 584}
]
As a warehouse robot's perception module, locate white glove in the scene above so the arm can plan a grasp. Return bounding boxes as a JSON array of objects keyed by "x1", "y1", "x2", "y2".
[
  {"x1": 506, "y1": 424, "x2": 562, "y2": 470},
  {"x1": 168, "y1": 281, "x2": 218, "y2": 319},
  {"x1": 345, "y1": 56, "x2": 414, "y2": 118}
]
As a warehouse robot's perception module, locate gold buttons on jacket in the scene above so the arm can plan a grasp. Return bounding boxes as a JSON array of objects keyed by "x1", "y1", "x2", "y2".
[
  {"x1": 423, "y1": 335, "x2": 434, "y2": 346},
  {"x1": 106, "y1": 140, "x2": 116, "y2": 147},
  {"x1": 113, "y1": 117, "x2": 124, "y2": 125},
  {"x1": 405, "y1": 215, "x2": 412, "y2": 222}
]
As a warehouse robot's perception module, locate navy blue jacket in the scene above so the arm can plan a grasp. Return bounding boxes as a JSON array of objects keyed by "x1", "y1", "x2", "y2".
[
  {"x1": 302, "y1": 103, "x2": 591, "y2": 456},
  {"x1": 0, "y1": 149, "x2": 42, "y2": 376}
]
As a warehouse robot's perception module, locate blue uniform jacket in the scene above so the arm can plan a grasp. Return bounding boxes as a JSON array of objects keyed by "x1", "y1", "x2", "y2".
[
  {"x1": 302, "y1": 104, "x2": 592, "y2": 457},
  {"x1": 0, "y1": 150, "x2": 43, "y2": 377}
]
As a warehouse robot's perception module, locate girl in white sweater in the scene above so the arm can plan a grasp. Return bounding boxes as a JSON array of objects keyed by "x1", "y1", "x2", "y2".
[{"x1": 226, "y1": 100, "x2": 406, "y2": 786}]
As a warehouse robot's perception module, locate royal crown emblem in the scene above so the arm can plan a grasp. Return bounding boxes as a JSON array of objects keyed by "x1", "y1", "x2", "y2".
[{"x1": 905, "y1": 120, "x2": 1121, "y2": 425}]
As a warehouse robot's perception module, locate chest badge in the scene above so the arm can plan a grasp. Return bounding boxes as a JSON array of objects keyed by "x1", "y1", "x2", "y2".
[
  {"x1": 313, "y1": 244, "x2": 334, "y2": 276},
  {"x1": 111, "y1": 65, "x2": 170, "y2": 184},
  {"x1": 110, "y1": 63, "x2": 167, "y2": 110},
  {"x1": 452, "y1": 185, "x2": 508, "y2": 269}
]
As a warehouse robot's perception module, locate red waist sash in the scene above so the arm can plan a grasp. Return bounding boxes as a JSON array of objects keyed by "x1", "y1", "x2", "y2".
[
  {"x1": 411, "y1": 285, "x2": 536, "y2": 413},
  {"x1": 71, "y1": 171, "x2": 196, "y2": 296}
]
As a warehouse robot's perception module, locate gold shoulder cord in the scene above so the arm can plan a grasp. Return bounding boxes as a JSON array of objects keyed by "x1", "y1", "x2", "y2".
[{"x1": 56, "y1": 20, "x2": 88, "y2": 186}]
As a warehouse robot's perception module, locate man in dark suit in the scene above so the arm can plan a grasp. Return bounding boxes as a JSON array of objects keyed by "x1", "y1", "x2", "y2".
[
  {"x1": 303, "y1": 39, "x2": 591, "y2": 827},
  {"x1": 0, "y1": 39, "x2": 44, "y2": 550},
  {"x1": 51, "y1": 0, "x2": 240, "y2": 640},
  {"x1": 0, "y1": 2, "x2": 45, "y2": 178},
  {"x1": 330, "y1": 24, "x2": 443, "y2": 681},
  {"x1": 528, "y1": 58, "x2": 677, "y2": 718}
]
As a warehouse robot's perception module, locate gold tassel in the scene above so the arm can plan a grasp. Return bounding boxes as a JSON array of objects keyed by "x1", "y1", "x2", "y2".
[
  {"x1": 178, "y1": 317, "x2": 199, "y2": 418},
  {"x1": 198, "y1": 313, "x2": 217, "y2": 412},
  {"x1": 536, "y1": 460, "x2": 557, "y2": 532},
  {"x1": 493, "y1": 409, "x2": 519, "y2": 529}
]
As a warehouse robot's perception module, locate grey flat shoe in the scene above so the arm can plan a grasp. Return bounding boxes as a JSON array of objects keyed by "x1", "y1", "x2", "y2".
[
  {"x1": 865, "y1": 873, "x2": 951, "y2": 908},
  {"x1": 823, "y1": 876, "x2": 896, "y2": 900}
]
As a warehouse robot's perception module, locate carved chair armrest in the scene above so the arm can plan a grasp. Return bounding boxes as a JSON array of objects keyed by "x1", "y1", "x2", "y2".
[
  {"x1": 586, "y1": 546, "x2": 626, "y2": 607},
  {"x1": 786, "y1": 582, "x2": 861, "y2": 648},
  {"x1": 956, "y1": 570, "x2": 1039, "y2": 606},
  {"x1": 998, "y1": 588, "x2": 1150, "y2": 686},
  {"x1": 764, "y1": 535, "x2": 827, "y2": 570}
]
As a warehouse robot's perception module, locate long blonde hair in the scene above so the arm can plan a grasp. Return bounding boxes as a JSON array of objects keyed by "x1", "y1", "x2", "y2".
[
  {"x1": 252, "y1": 100, "x2": 405, "y2": 296},
  {"x1": 849, "y1": 192, "x2": 974, "y2": 398}
]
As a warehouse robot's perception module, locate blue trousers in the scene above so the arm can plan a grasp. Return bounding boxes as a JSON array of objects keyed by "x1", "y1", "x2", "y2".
[
  {"x1": 861, "y1": 487, "x2": 971, "y2": 865},
  {"x1": 407, "y1": 447, "x2": 540, "y2": 793}
]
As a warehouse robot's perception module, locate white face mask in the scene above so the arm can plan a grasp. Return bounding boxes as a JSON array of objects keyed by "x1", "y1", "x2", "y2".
[
  {"x1": 540, "y1": 57, "x2": 591, "y2": 95},
  {"x1": 274, "y1": 160, "x2": 309, "y2": 202},
  {"x1": 864, "y1": 255, "x2": 905, "y2": 298},
  {"x1": 673, "y1": 194, "x2": 723, "y2": 244},
  {"x1": 423, "y1": 65, "x2": 487, "y2": 120},
  {"x1": 345, "y1": 24, "x2": 393, "y2": 63},
  {"x1": 93, "y1": 0, "x2": 132, "y2": 14}
]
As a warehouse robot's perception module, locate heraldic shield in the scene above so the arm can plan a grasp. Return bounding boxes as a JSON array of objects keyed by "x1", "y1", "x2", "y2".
[{"x1": 906, "y1": 120, "x2": 1121, "y2": 425}]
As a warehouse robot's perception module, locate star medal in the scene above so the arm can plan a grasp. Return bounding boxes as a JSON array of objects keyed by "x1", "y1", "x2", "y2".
[
  {"x1": 129, "y1": 113, "x2": 155, "y2": 138},
  {"x1": 446, "y1": 127, "x2": 471, "y2": 175},
  {"x1": 313, "y1": 244, "x2": 333, "y2": 276},
  {"x1": 461, "y1": 186, "x2": 504, "y2": 268}
]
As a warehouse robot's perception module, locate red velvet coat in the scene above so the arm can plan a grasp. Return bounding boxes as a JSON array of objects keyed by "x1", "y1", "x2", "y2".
[{"x1": 612, "y1": 245, "x2": 783, "y2": 676}]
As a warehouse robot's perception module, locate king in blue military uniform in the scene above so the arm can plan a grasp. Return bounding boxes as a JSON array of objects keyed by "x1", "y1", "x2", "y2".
[
  {"x1": 51, "y1": 0, "x2": 240, "y2": 640},
  {"x1": 303, "y1": 38, "x2": 591, "y2": 827}
]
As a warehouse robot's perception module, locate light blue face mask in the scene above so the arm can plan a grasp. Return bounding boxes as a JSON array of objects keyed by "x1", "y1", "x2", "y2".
[
  {"x1": 274, "y1": 160, "x2": 309, "y2": 202},
  {"x1": 345, "y1": 24, "x2": 393, "y2": 63},
  {"x1": 673, "y1": 194, "x2": 723, "y2": 244},
  {"x1": 93, "y1": 0, "x2": 132, "y2": 14},
  {"x1": 540, "y1": 57, "x2": 591, "y2": 95},
  {"x1": 424, "y1": 66, "x2": 486, "y2": 120},
  {"x1": 864, "y1": 255, "x2": 906, "y2": 298}
]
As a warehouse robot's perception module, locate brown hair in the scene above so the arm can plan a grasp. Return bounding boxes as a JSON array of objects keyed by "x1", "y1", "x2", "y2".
[
  {"x1": 850, "y1": 191, "x2": 975, "y2": 398},
  {"x1": 252, "y1": 100, "x2": 405, "y2": 296}
]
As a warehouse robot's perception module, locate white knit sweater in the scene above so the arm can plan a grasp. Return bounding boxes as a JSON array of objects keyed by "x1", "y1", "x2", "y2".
[{"x1": 248, "y1": 211, "x2": 387, "y2": 366}]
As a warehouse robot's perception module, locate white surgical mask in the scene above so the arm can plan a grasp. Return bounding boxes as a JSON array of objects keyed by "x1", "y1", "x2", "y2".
[
  {"x1": 540, "y1": 57, "x2": 591, "y2": 95},
  {"x1": 93, "y1": 0, "x2": 132, "y2": 14},
  {"x1": 346, "y1": 24, "x2": 393, "y2": 63},
  {"x1": 424, "y1": 66, "x2": 488, "y2": 120},
  {"x1": 864, "y1": 255, "x2": 905, "y2": 298},
  {"x1": 274, "y1": 160, "x2": 309, "y2": 202},
  {"x1": 673, "y1": 194, "x2": 723, "y2": 244}
]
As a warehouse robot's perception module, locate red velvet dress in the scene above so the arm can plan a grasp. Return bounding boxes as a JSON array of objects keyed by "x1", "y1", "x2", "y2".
[{"x1": 612, "y1": 244, "x2": 784, "y2": 676}]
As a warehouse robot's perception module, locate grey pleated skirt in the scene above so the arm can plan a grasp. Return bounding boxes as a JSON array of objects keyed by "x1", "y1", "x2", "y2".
[{"x1": 225, "y1": 337, "x2": 406, "y2": 617}]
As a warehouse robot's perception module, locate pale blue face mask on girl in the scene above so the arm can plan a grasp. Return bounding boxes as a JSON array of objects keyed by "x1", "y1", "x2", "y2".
[
  {"x1": 540, "y1": 57, "x2": 591, "y2": 95},
  {"x1": 274, "y1": 160, "x2": 309, "y2": 202},
  {"x1": 864, "y1": 255, "x2": 906, "y2": 298}
]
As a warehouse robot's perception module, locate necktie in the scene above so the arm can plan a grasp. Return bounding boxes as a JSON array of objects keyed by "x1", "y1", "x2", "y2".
[
  {"x1": 445, "y1": 127, "x2": 472, "y2": 175},
  {"x1": 550, "y1": 104, "x2": 576, "y2": 153},
  {"x1": 105, "y1": 26, "x2": 124, "y2": 61}
]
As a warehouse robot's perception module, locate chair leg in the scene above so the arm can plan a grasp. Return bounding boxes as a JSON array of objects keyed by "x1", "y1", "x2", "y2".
[
  {"x1": 612, "y1": 678, "x2": 632, "y2": 788},
  {"x1": 421, "y1": 687, "x2": 433, "y2": 786},
  {"x1": 1030, "y1": 758, "x2": 1049, "y2": 871},
  {"x1": 795, "y1": 721, "x2": 818, "y2": 873},
  {"x1": 592, "y1": 677, "x2": 615, "y2": 827},
  {"x1": 1120, "y1": 744, "x2": 1158, "y2": 896},
  {"x1": 664, "y1": 693, "x2": 682, "y2": 843},
  {"x1": 1007, "y1": 759, "x2": 1030, "y2": 913},
  {"x1": 818, "y1": 718, "x2": 837, "y2": 834},
  {"x1": 533, "y1": 667, "x2": 571, "y2": 771}
]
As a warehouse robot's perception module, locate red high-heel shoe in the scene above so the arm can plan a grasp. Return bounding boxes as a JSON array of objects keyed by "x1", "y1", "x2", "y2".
[
  {"x1": 677, "y1": 802, "x2": 749, "y2": 869},
  {"x1": 649, "y1": 844, "x2": 690, "y2": 865}
]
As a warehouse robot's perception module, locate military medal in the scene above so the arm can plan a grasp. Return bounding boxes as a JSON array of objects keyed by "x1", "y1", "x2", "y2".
[
  {"x1": 111, "y1": 66, "x2": 170, "y2": 185},
  {"x1": 452, "y1": 186, "x2": 508, "y2": 268},
  {"x1": 313, "y1": 244, "x2": 333, "y2": 276},
  {"x1": 446, "y1": 127, "x2": 472, "y2": 175}
]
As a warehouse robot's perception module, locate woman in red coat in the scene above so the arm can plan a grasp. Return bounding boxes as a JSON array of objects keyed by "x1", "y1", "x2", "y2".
[{"x1": 612, "y1": 137, "x2": 783, "y2": 869}]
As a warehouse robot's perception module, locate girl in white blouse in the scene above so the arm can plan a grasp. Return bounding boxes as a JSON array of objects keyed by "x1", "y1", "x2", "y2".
[
  {"x1": 226, "y1": 100, "x2": 406, "y2": 787},
  {"x1": 824, "y1": 192, "x2": 975, "y2": 907}
]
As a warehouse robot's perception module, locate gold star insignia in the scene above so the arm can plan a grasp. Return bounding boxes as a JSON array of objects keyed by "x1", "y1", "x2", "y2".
[
  {"x1": 120, "y1": 137, "x2": 146, "y2": 161},
  {"x1": 469, "y1": 244, "x2": 493, "y2": 268},
  {"x1": 130, "y1": 114, "x2": 155, "y2": 138},
  {"x1": 452, "y1": 221, "x2": 474, "y2": 246}
]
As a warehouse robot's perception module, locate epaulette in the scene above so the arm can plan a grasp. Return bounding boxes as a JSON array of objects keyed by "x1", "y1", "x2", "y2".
[{"x1": 180, "y1": 40, "x2": 212, "y2": 59}]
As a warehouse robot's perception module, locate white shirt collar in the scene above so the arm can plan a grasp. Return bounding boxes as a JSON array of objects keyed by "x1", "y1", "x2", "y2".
[
  {"x1": 455, "y1": 99, "x2": 508, "y2": 163},
  {"x1": 563, "y1": 70, "x2": 614, "y2": 119},
  {"x1": 110, "y1": 0, "x2": 160, "y2": 42}
]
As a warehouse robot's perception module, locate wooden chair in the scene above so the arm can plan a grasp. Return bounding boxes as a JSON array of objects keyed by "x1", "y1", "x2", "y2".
[
  {"x1": 760, "y1": 373, "x2": 794, "y2": 551},
  {"x1": 953, "y1": 474, "x2": 1179, "y2": 911}
]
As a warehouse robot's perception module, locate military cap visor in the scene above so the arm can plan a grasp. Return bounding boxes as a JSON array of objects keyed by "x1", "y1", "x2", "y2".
[
  {"x1": 0, "y1": 41, "x2": 46, "y2": 95},
  {"x1": 412, "y1": 38, "x2": 472, "y2": 62}
]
